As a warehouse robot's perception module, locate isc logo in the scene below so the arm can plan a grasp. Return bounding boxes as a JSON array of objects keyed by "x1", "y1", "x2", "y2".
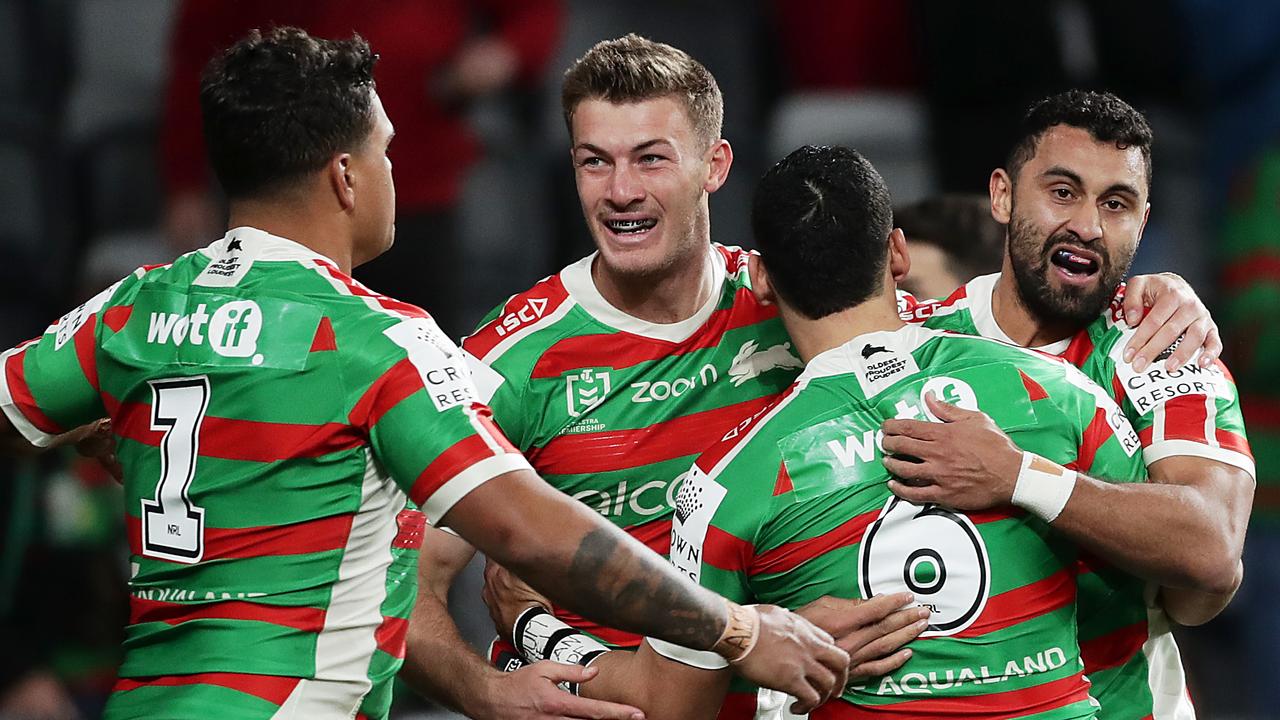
[
  {"x1": 146, "y1": 300, "x2": 263, "y2": 363},
  {"x1": 494, "y1": 297, "x2": 548, "y2": 337}
]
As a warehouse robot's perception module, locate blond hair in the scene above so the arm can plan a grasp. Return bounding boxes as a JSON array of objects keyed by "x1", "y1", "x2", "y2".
[{"x1": 562, "y1": 34, "x2": 723, "y2": 147}]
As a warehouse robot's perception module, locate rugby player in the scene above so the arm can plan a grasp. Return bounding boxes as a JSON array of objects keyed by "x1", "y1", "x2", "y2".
[{"x1": 888, "y1": 90, "x2": 1255, "y2": 718}]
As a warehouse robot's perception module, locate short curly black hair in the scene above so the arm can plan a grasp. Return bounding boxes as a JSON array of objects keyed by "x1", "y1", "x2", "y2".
[
  {"x1": 200, "y1": 26, "x2": 378, "y2": 199},
  {"x1": 752, "y1": 145, "x2": 894, "y2": 320},
  {"x1": 1007, "y1": 89, "x2": 1153, "y2": 188}
]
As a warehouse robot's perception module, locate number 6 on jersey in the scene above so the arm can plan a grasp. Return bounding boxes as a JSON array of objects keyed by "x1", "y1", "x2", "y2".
[
  {"x1": 858, "y1": 497, "x2": 991, "y2": 636},
  {"x1": 141, "y1": 377, "x2": 209, "y2": 563}
]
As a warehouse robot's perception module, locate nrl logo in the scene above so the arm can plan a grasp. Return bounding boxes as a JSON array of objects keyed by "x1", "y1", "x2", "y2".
[{"x1": 566, "y1": 367, "x2": 612, "y2": 417}]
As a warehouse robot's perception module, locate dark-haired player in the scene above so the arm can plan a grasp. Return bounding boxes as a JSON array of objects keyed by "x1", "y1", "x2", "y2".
[
  {"x1": 890, "y1": 89, "x2": 1255, "y2": 718},
  {"x1": 0, "y1": 28, "x2": 850, "y2": 720},
  {"x1": 484, "y1": 144, "x2": 1148, "y2": 719}
]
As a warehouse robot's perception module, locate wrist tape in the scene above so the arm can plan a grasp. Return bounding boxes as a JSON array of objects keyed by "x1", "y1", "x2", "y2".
[
  {"x1": 712, "y1": 601, "x2": 761, "y2": 664},
  {"x1": 1011, "y1": 451, "x2": 1077, "y2": 523},
  {"x1": 512, "y1": 606, "x2": 609, "y2": 695}
]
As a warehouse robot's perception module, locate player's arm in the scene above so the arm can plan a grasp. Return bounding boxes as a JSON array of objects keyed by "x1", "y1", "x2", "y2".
[
  {"x1": 480, "y1": 560, "x2": 736, "y2": 720},
  {"x1": 882, "y1": 395, "x2": 1249, "y2": 594},
  {"x1": 442, "y1": 471, "x2": 847, "y2": 713},
  {"x1": 400, "y1": 527, "x2": 645, "y2": 720},
  {"x1": 1159, "y1": 560, "x2": 1244, "y2": 627},
  {"x1": 399, "y1": 527, "x2": 491, "y2": 714}
]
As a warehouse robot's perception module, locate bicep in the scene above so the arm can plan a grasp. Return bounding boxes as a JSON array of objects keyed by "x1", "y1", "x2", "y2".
[{"x1": 1148, "y1": 455, "x2": 1254, "y2": 529}]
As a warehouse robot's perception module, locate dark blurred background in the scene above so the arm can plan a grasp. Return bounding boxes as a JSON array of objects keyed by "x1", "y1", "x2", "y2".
[{"x1": 1, "y1": 1, "x2": 1277, "y2": 718}]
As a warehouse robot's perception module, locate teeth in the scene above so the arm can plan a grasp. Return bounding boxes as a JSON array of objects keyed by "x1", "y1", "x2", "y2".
[{"x1": 606, "y1": 219, "x2": 657, "y2": 233}]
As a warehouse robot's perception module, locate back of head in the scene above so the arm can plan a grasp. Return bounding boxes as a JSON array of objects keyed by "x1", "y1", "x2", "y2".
[
  {"x1": 1006, "y1": 89, "x2": 1154, "y2": 187},
  {"x1": 200, "y1": 27, "x2": 378, "y2": 200},
  {"x1": 895, "y1": 194, "x2": 1004, "y2": 278},
  {"x1": 561, "y1": 33, "x2": 723, "y2": 147},
  {"x1": 752, "y1": 145, "x2": 894, "y2": 319}
]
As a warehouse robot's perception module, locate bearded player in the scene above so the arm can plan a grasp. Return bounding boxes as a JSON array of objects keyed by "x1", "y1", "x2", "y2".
[{"x1": 888, "y1": 90, "x2": 1254, "y2": 718}]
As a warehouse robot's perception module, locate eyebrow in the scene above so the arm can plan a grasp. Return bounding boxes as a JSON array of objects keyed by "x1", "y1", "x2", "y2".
[
  {"x1": 1041, "y1": 165, "x2": 1141, "y2": 199},
  {"x1": 574, "y1": 139, "x2": 675, "y2": 155}
]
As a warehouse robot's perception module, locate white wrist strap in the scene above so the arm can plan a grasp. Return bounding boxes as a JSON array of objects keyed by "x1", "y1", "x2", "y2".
[
  {"x1": 512, "y1": 606, "x2": 609, "y2": 695},
  {"x1": 1011, "y1": 451, "x2": 1077, "y2": 523}
]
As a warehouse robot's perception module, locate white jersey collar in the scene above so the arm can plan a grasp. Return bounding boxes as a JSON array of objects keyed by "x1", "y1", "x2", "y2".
[
  {"x1": 800, "y1": 323, "x2": 942, "y2": 381},
  {"x1": 559, "y1": 245, "x2": 725, "y2": 343},
  {"x1": 964, "y1": 272, "x2": 1072, "y2": 355},
  {"x1": 200, "y1": 226, "x2": 342, "y2": 268}
]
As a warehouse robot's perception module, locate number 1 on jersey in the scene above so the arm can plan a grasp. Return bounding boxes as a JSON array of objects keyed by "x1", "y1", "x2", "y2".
[{"x1": 141, "y1": 377, "x2": 209, "y2": 563}]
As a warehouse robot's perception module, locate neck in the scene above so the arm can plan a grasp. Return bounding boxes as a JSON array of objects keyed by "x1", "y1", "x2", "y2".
[
  {"x1": 990, "y1": 256, "x2": 1075, "y2": 348},
  {"x1": 591, "y1": 246, "x2": 714, "y2": 324},
  {"x1": 782, "y1": 290, "x2": 905, "y2": 364},
  {"x1": 227, "y1": 197, "x2": 355, "y2": 274}
]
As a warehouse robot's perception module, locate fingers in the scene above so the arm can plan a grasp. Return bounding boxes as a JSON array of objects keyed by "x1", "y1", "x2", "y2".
[
  {"x1": 524, "y1": 663, "x2": 645, "y2": 720},
  {"x1": 850, "y1": 648, "x2": 914, "y2": 680},
  {"x1": 552, "y1": 688, "x2": 646, "y2": 720},
  {"x1": 1200, "y1": 324, "x2": 1222, "y2": 368},
  {"x1": 1134, "y1": 302, "x2": 1198, "y2": 372},
  {"x1": 1123, "y1": 291, "x2": 1175, "y2": 367},
  {"x1": 921, "y1": 392, "x2": 972, "y2": 422},
  {"x1": 879, "y1": 433, "x2": 933, "y2": 461},
  {"x1": 881, "y1": 456, "x2": 935, "y2": 483},
  {"x1": 853, "y1": 613, "x2": 929, "y2": 663},
  {"x1": 881, "y1": 418, "x2": 942, "y2": 441},
  {"x1": 1121, "y1": 274, "x2": 1149, "y2": 328},
  {"x1": 1165, "y1": 316, "x2": 1209, "y2": 371},
  {"x1": 535, "y1": 660, "x2": 599, "y2": 684},
  {"x1": 885, "y1": 478, "x2": 942, "y2": 505}
]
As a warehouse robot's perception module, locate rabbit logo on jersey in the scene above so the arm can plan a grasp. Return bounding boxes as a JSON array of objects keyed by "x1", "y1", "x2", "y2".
[{"x1": 146, "y1": 300, "x2": 263, "y2": 364}]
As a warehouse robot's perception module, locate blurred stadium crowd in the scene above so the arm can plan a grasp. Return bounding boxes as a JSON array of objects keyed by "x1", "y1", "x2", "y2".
[{"x1": 1, "y1": 1, "x2": 1277, "y2": 718}]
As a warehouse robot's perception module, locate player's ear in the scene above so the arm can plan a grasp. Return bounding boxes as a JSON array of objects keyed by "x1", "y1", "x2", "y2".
[
  {"x1": 990, "y1": 169, "x2": 1012, "y2": 224},
  {"x1": 748, "y1": 252, "x2": 776, "y2": 306},
  {"x1": 888, "y1": 228, "x2": 910, "y2": 283},
  {"x1": 703, "y1": 138, "x2": 733, "y2": 194},
  {"x1": 330, "y1": 153, "x2": 357, "y2": 212}
]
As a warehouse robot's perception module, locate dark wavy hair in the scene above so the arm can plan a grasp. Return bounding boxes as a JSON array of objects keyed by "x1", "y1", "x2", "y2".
[
  {"x1": 200, "y1": 26, "x2": 378, "y2": 199},
  {"x1": 1007, "y1": 89, "x2": 1153, "y2": 188}
]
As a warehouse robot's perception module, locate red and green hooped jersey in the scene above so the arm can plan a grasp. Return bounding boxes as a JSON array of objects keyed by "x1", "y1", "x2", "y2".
[
  {"x1": 0, "y1": 227, "x2": 531, "y2": 720},
  {"x1": 462, "y1": 244, "x2": 802, "y2": 646},
  {"x1": 666, "y1": 324, "x2": 1145, "y2": 718},
  {"x1": 904, "y1": 272, "x2": 1253, "y2": 719}
]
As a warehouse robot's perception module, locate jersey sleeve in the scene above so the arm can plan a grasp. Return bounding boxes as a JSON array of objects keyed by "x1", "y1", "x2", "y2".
[
  {"x1": 0, "y1": 278, "x2": 127, "y2": 446},
  {"x1": 1056, "y1": 363, "x2": 1148, "y2": 484},
  {"x1": 357, "y1": 316, "x2": 532, "y2": 525},
  {"x1": 1104, "y1": 329, "x2": 1254, "y2": 478}
]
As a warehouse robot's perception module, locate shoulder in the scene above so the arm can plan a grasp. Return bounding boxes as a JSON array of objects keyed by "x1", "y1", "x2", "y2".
[
  {"x1": 695, "y1": 381, "x2": 811, "y2": 479},
  {"x1": 902, "y1": 279, "x2": 976, "y2": 327},
  {"x1": 462, "y1": 271, "x2": 578, "y2": 365}
]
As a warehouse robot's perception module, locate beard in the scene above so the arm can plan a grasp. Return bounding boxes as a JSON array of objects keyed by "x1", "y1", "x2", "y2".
[{"x1": 1006, "y1": 212, "x2": 1133, "y2": 328}]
